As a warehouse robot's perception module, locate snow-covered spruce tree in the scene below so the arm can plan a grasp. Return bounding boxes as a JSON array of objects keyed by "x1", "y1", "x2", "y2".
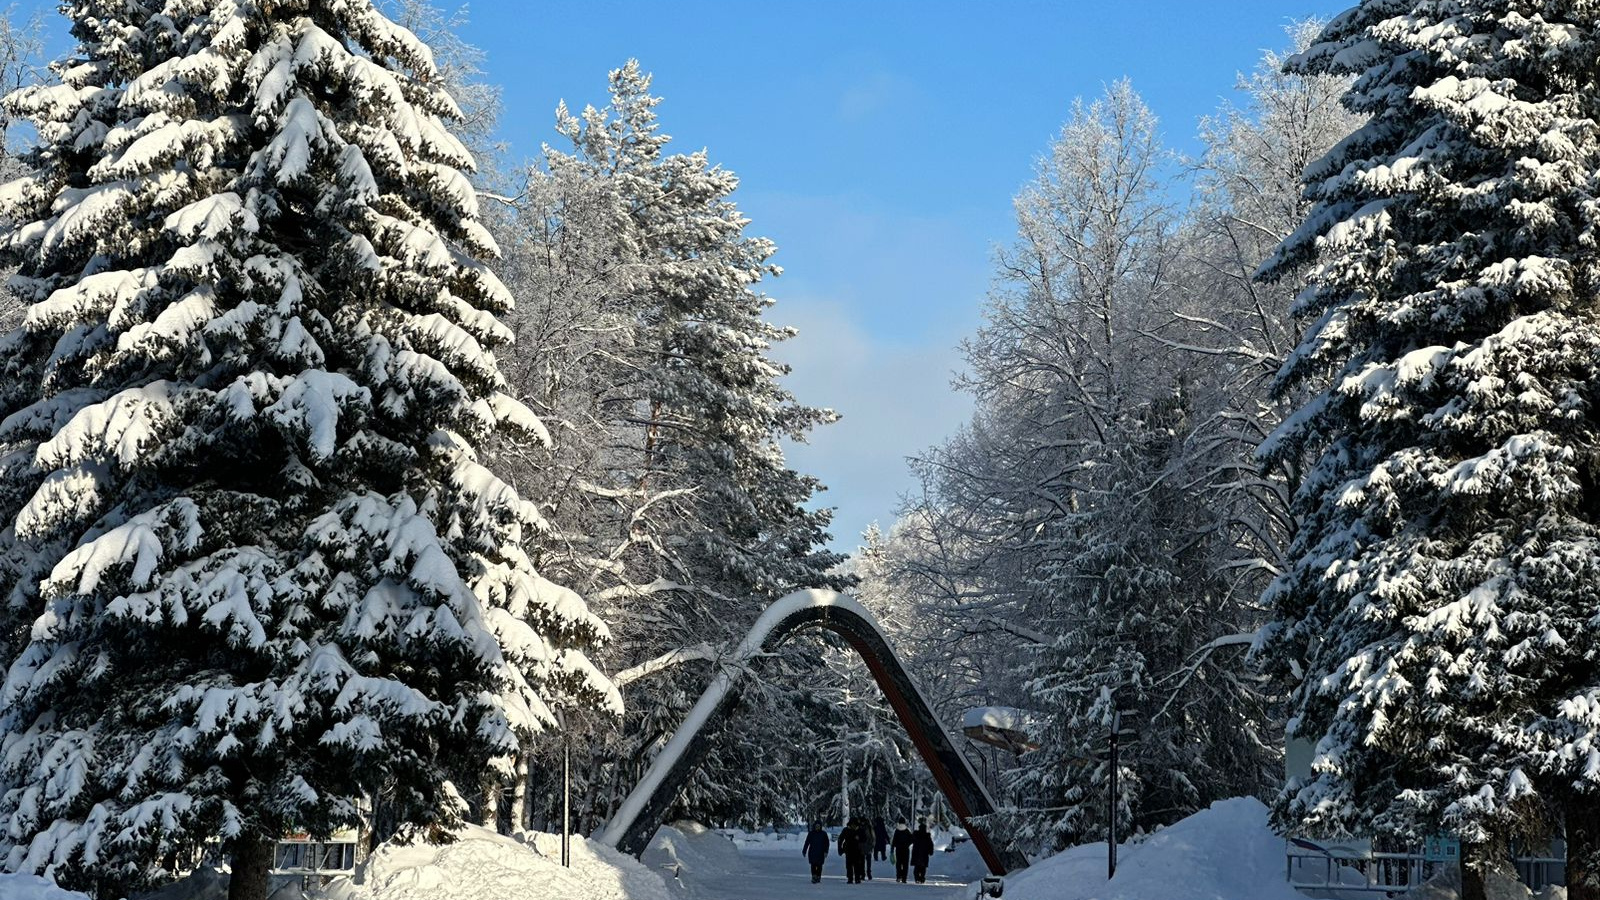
[
  {"x1": 1256, "y1": 5, "x2": 1600, "y2": 898},
  {"x1": 499, "y1": 61, "x2": 846, "y2": 828},
  {"x1": 543, "y1": 60, "x2": 844, "y2": 630},
  {"x1": 0, "y1": 3, "x2": 614, "y2": 898}
]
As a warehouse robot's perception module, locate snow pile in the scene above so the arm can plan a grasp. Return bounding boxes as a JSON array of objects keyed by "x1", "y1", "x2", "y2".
[
  {"x1": 644, "y1": 822, "x2": 746, "y2": 878},
  {"x1": 1004, "y1": 797, "x2": 1307, "y2": 900},
  {"x1": 0, "y1": 828, "x2": 672, "y2": 900},
  {"x1": 938, "y1": 840, "x2": 991, "y2": 882},
  {"x1": 0, "y1": 874, "x2": 92, "y2": 900},
  {"x1": 718, "y1": 827, "x2": 805, "y2": 850},
  {"x1": 318, "y1": 825, "x2": 672, "y2": 900},
  {"x1": 1397, "y1": 866, "x2": 1565, "y2": 900}
]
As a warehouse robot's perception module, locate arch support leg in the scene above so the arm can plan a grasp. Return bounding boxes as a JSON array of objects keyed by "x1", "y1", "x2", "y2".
[{"x1": 598, "y1": 590, "x2": 1029, "y2": 874}]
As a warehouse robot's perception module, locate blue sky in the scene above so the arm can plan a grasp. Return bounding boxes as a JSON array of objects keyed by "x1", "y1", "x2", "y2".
[{"x1": 25, "y1": 0, "x2": 1348, "y2": 554}]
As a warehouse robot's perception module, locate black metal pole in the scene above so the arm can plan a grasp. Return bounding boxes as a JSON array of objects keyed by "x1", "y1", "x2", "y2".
[
  {"x1": 562, "y1": 738, "x2": 571, "y2": 868},
  {"x1": 1108, "y1": 711, "x2": 1119, "y2": 881}
]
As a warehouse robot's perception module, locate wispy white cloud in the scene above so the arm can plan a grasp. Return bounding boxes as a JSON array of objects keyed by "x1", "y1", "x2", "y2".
[
  {"x1": 770, "y1": 297, "x2": 971, "y2": 555},
  {"x1": 737, "y1": 188, "x2": 994, "y2": 556}
]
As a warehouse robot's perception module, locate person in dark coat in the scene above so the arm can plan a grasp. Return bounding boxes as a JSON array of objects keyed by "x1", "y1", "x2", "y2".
[
  {"x1": 911, "y1": 818, "x2": 935, "y2": 884},
  {"x1": 854, "y1": 816, "x2": 875, "y2": 880},
  {"x1": 838, "y1": 819, "x2": 867, "y2": 884},
  {"x1": 873, "y1": 816, "x2": 889, "y2": 862},
  {"x1": 890, "y1": 820, "x2": 912, "y2": 883},
  {"x1": 802, "y1": 823, "x2": 830, "y2": 883}
]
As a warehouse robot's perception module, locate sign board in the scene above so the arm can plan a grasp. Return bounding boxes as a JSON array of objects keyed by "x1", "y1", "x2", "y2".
[{"x1": 1424, "y1": 835, "x2": 1459, "y2": 863}]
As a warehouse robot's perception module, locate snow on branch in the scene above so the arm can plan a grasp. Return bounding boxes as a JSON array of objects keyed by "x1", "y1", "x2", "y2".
[{"x1": 612, "y1": 643, "x2": 718, "y2": 688}]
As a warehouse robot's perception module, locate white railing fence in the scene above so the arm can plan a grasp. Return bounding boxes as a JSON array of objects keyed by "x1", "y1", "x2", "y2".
[
  {"x1": 1287, "y1": 842, "x2": 1565, "y2": 897},
  {"x1": 271, "y1": 836, "x2": 359, "y2": 877}
]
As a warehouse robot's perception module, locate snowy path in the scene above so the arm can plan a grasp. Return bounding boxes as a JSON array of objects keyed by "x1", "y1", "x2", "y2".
[{"x1": 667, "y1": 848, "x2": 972, "y2": 900}]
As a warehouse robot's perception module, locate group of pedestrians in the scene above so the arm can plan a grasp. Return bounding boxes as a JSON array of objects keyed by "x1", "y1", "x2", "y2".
[{"x1": 801, "y1": 816, "x2": 937, "y2": 885}]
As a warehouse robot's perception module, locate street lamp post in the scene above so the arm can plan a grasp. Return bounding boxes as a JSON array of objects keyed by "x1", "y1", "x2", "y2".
[
  {"x1": 1108, "y1": 710, "x2": 1120, "y2": 881},
  {"x1": 562, "y1": 736, "x2": 572, "y2": 868}
]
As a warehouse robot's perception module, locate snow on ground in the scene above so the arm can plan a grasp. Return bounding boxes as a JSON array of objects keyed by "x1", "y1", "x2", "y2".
[
  {"x1": 0, "y1": 801, "x2": 1573, "y2": 900},
  {"x1": 1396, "y1": 866, "x2": 1565, "y2": 900},
  {"x1": 1005, "y1": 797, "x2": 1308, "y2": 900},
  {"x1": 318, "y1": 825, "x2": 672, "y2": 900},
  {"x1": 1001, "y1": 796, "x2": 1567, "y2": 900},
  {"x1": 938, "y1": 840, "x2": 990, "y2": 883},
  {"x1": 654, "y1": 822, "x2": 971, "y2": 899},
  {"x1": 719, "y1": 827, "x2": 805, "y2": 851},
  {"x1": 0, "y1": 826, "x2": 674, "y2": 900},
  {"x1": 715, "y1": 825, "x2": 989, "y2": 882},
  {"x1": 644, "y1": 822, "x2": 748, "y2": 882},
  {"x1": 0, "y1": 873, "x2": 93, "y2": 900},
  {"x1": 0, "y1": 868, "x2": 311, "y2": 900}
]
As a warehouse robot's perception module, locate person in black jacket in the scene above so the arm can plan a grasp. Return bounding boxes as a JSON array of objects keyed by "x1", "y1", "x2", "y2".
[
  {"x1": 855, "y1": 816, "x2": 875, "y2": 880},
  {"x1": 911, "y1": 818, "x2": 935, "y2": 884},
  {"x1": 838, "y1": 819, "x2": 867, "y2": 884},
  {"x1": 873, "y1": 816, "x2": 889, "y2": 862},
  {"x1": 890, "y1": 820, "x2": 912, "y2": 883},
  {"x1": 802, "y1": 823, "x2": 830, "y2": 883}
]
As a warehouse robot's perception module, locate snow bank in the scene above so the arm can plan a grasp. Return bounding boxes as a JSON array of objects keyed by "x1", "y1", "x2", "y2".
[
  {"x1": 2, "y1": 828, "x2": 673, "y2": 900},
  {"x1": 938, "y1": 840, "x2": 991, "y2": 882},
  {"x1": 1004, "y1": 797, "x2": 1307, "y2": 900},
  {"x1": 318, "y1": 825, "x2": 672, "y2": 900},
  {"x1": 1397, "y1": 866, "x2": 1566, "y2": 900},
  {"x1": 718, "y1": 827, "x2": 805, "y2": 851},
  {"x1": 0, "y1": 874, "x2": 92, "y2": 900},
  {"x1": 644, "y1": 822, "x2": 746, "y2": 877}
]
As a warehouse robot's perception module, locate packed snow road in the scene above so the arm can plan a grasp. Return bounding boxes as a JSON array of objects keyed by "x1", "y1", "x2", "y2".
[
  {"x1": 643, "y1": 826, "x2": 977, "y2": 900},
  {"x1": 667, "y1": 848, "x2": 973, "y2": 900}
]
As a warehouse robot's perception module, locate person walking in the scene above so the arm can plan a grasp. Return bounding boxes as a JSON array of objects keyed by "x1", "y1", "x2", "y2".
[
  {"x1": 873, "y1": 816, "x2": 889, "y2": 863},
  {"x1": 838, "y1": 819, "x2": 867, "y2": 884},
  {"x1": 911, "y1": 818, "x2": 935, "y2": 884},
  {"x1": 854, "y1": 816, "x2": 875, "y2": 880},
  {"x1": 802, "y1": 823, "x2": 830, "y2": 884},
  {"x1": 891, "y1": 820, "x2": 912, "y2": 883}
]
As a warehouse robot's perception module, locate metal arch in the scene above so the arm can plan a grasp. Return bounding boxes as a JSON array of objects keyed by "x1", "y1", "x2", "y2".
[{"x1": 602, "y1": 595, "x2": 1030, "y2": 875}]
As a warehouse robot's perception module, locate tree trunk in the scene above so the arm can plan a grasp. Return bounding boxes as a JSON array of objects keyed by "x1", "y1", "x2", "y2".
[
  {"x1": 481, "y1": 776, "x2": 502, "y2": 831},
  {"x1": 1568, "y1": 798, "x2": 1600, "y2": 900},
  {"x1": 1460, "y1": 836, "x2": 1514, "y2": 900},
  {"x1": 228, "y1": 833, "x2": 275, "y2": 900},
  {"x1": 1460, "y1": 840, "x2": 1488, "y2": 900},
  {"x1": 510, "y1": 752, "x2": 530, "y2": 836}
]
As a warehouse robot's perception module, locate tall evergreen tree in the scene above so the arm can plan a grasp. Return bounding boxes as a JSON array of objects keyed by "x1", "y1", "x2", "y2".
[
  {"x1": 0, "y1": 3, "x2": 613, "y2": 898},
  {"x1": 546, "y1": 61, "x2": 842, "y2": 611},
  {"x1": 1256, "y1": 5, "x2": 1600, "y2": 898},
  {"x1": 498, "y1": 61, "x2": 845, "y2": 828}
]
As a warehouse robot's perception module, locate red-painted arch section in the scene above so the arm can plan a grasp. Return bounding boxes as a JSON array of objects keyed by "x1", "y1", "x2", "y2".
[{"x1": 597, "y1": 590, "x2": 1029, "y2": 875}]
